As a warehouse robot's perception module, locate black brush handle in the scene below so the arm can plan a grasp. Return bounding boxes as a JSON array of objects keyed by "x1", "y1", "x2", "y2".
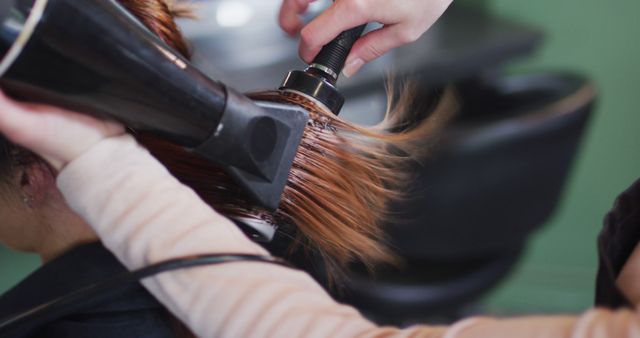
[{"x1": 312, "y1": 24, "x2": 366, "y2": 78}]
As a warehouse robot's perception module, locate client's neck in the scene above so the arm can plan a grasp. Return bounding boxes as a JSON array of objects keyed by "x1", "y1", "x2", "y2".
[{"x1": 36, "y1": 207, "x2": 99, "y2": 264}]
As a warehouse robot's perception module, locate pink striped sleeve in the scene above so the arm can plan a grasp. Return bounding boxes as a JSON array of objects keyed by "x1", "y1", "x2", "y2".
[{"x1": 56, "y1": 134, "x2": 640, "y2": 338}]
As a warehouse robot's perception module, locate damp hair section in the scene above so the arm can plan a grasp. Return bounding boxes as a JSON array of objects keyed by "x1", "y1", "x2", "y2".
[{"x1": 139, "y1": 86, "x2": 457, "y2": 282}]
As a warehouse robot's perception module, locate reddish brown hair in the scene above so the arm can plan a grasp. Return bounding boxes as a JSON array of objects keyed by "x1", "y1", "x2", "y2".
[
  {"x1": 138, "y1": 88, "x2": 456, "y2": 280},
  {"x1": 118, "y1": 0, "x2": 457, "y2": 281},
  {"x1": 117, "y1": 0, "x2": 191, "y2": 57}
]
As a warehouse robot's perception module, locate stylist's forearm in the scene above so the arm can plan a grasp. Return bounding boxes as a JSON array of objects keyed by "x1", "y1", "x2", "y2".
[
  {"x1": 53, "y1": 134, "x2": 393, "y2": 338},
  {"x1": 56, "y1": 135, "x2": 268, "y2": 268}
]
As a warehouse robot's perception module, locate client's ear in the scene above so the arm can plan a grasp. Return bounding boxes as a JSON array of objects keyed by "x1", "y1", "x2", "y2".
[{"x1": 19, "y1": 161, "x2": 56, "y2": 208}]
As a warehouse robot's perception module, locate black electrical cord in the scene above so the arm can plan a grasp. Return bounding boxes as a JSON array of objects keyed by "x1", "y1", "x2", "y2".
[{"x1": 0, "y1": 253, "x2": 292, "y2": 338}]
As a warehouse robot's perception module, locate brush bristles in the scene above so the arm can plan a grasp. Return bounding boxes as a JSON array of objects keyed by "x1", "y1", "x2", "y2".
[
  {"x1": 138, "y1": 87, "x2": 456, "y2": 283},
  {"x1": 250, "y1": 91, "x2": 401, "y2": 270}
]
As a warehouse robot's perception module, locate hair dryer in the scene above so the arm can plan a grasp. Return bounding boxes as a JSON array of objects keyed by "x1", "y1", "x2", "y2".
[{"x1": 0, "y1": 0, "x2": 308, "y2": 210}]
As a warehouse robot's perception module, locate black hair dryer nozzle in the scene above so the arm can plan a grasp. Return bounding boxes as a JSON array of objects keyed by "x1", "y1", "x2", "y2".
[{"x1": 0, "y1": 0, "x2": 308, "y2": 210}]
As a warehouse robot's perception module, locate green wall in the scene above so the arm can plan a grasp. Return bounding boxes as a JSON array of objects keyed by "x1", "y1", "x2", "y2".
[
  {"x1": 0, "y1": 248, "x2": 38, "y2": 292},
  {"x1": 476, "y1": 0, "x2": 640, "y2": 313}
]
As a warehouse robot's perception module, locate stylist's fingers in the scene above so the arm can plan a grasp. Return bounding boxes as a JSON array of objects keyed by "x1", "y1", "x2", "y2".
[
  {"x1": 343, "y1": 24, "x2": 418, "y2": 77},
  {"x1": 279, "y1": 0, "x2": 316, "y2": 35},
  {"x1": 298, "y1": 0, "x2": 385, "y2": 63},
  {"x1": 0, "y1": 91, "x2": 124, "y2": 170},
  {"x1": 301, "y1": 0, "x2": 452, "y2": 71}
]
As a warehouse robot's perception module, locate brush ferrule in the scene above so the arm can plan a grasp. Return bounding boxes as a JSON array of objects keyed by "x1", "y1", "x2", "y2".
[
  {"x1": 280, "y1": 69, "x2": 344, "y2": 115},
  {"x1": 308, "y1": 63, "x2": 338, "y2": 82},
  {"x1": 280, "y1": 24, "x2": 366, "y2": 115}
]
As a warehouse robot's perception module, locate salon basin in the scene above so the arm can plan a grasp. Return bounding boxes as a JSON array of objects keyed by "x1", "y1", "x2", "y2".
[
  {"x1": 389, "y1": 72, "x2": 596, "y2": 258},
  {"x1": 339, "y1": 72, "x2": 596, "y2": 325},
  {"x1": 341, "y1": 249, "x2": 523, "y2": 325}
]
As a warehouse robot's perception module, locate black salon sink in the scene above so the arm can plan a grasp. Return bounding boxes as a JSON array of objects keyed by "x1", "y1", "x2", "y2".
[
  {"x1": 339, "y1": 71, "x2": 596, "y2": 325},
  {"x1": 388, "y1": 72, "x2": 595, "y2": 258}
]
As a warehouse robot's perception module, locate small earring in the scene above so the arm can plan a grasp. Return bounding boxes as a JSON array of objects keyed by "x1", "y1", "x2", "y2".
[{"x1": 22, "y1": 196, "x2": 33, "y2": 208}]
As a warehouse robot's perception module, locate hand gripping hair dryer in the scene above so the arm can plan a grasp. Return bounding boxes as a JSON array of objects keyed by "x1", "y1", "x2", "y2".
[{"x1": 0, "y1": 0, "x2": 309, "y2": 210}]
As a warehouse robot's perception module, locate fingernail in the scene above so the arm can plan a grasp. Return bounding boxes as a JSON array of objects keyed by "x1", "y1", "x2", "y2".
[{"x1": 342, "y1": 58, "x2": 364, "y2": 78}]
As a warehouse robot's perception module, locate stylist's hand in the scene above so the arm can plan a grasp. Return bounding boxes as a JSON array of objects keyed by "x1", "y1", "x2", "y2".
[
  {"x1": 0, "y1": 91, "x2": 124, "y2": 170},
  {"x1": 279, "y1": 0, "x2": 453, "y2": 77}
]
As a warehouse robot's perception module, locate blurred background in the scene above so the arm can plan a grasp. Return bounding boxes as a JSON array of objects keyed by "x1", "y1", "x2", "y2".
[
  {"x1": 458, "y1": 0, "x2": 639, "y2": 315},
  {"x1": 1, "y1": 0, "x2": 639, "y2": 324}
]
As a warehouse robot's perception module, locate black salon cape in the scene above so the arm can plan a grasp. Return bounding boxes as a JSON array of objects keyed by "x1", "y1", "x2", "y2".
[
  {"x1": 596, "y1": 177, "x2": 640, "y2": 308},
  {"x1": 0, "y1": 242, "x2": 176, "y2": 338}
]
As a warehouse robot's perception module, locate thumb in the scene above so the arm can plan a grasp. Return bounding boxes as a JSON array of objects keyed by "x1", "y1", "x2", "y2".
[{"x1": 0, "y1": 91, "x2": 45, "y2": 147}]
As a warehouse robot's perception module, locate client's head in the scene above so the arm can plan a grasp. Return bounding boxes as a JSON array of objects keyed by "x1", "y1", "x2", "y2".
[
  {"x1": 0, "y1": 137, "x2": 95, "y2": 260},
  {"x1": 0, "y1": 0, "x2": 191, "y2": 261}
]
